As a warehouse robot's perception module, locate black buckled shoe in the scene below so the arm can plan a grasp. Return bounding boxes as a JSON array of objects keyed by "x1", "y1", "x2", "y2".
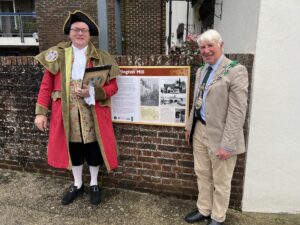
[
  {"x1": 185, "y1": 209, "x2": 210, "y2": 223},
  {"x1": 207, "y1": 219, "x2": 224, "y2": 225},
  {"x1": 61, "y1": 184, "x2": 84, "y2": 205},
  {"x1": 90, "y1": 185, "x2": 101, "y2": 205}
]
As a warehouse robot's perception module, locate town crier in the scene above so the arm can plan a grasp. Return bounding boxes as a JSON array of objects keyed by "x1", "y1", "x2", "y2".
[{"x1": 34, "y1": 10, "x2": 119, "y2": 205}]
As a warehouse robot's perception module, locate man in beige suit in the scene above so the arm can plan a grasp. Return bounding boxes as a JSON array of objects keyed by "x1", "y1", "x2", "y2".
[{"x1": 184, "y1": 29, "x2": 248, "y2": 225}]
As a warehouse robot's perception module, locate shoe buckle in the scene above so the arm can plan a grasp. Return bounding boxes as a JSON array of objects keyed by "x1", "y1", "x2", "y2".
[
  {"x1": 92, "y1": 186, "x2": 99, "y2": 192},
  {"x1": 70, "y1": 186, "x2": 76, "y2": 192}
]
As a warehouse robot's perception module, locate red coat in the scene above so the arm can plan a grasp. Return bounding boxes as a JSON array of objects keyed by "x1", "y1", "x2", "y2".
[{"x1": 35, "y1": 42, "x2": 119, "y2": 171}]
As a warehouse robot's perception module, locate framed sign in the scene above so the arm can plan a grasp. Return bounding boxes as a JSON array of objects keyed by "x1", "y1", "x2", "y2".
[{"x1": 111, "y1": 66, "x2": 190, "y2": 127}]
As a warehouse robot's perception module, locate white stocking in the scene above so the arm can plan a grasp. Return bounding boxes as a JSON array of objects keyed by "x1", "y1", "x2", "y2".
[
  {"x1": 72, "y1": 165, "x2": 83, "y2": 188},
  {"x1": 89, "y1": 166, "x2": 99, "y2": 186}
]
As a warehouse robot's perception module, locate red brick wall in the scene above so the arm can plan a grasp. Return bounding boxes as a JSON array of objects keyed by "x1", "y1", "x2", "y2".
[
  {"x1": 107, "y1": 0, "x2": 117, "y2": 55},
  {"x1": 121, "y1": 0, "x2": 166, "y2": 55},
  {"x1": 0, "y1": 54, "x2": 253, "y2": 208},
  {"x1": 35, "y1": 0, "x2": 99, "y2": 52},
  {"x1": 35, "y1": 0, "x2": 166, "y2": 55}
]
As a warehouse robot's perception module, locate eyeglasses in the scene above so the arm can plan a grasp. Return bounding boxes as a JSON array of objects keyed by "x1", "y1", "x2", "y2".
[{"x1": 70, "y1": 28, "x2": 90, "y2": 34}]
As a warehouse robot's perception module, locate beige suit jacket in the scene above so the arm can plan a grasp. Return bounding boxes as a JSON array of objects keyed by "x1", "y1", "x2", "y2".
[{"x1": 186, "y1": 56, "x2": 248, "y2": 155}]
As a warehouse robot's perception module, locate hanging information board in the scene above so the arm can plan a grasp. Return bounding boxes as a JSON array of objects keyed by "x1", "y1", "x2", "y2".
[{"x1": 111, "y1": 66, "x2": 190, "y2": 127}]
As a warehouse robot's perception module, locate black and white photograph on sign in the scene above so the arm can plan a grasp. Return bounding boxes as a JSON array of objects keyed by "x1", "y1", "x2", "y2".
[
  {"x1": 160, "y1": 95, "x2": 186, "y2": 107},
  {"x1": 140, "y1": 78, "x2": 159, "y2": 106},
  {"x1": 160, "y1": 77, "x2": 186, "y2": 94},
  {"x1": 175, "y1": 108, "x2": 185, "y2": 123}
]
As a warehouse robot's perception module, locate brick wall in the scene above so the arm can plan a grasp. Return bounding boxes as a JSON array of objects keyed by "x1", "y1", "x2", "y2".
[
  {"x1": 35, "y1": 0, "x2": 166, "y2": 55},
  {"x1": 121, "y1": 0, "x2": 166, "y2": 55},
  {"x1": 0, "y1": 54, "x2": 253, "y2": 208},
  {"x1": 107, "y1": 0, "x2": 117, "y2": 55},
  {"x1": 35, "y1": 0, "x2": 99, "y2": 52}
]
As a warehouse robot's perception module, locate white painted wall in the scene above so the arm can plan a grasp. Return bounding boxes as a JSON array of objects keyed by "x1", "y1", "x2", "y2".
[
  {"x1": 166, "y1": 2, "x2": 186, "y2": 48},
  {"x1": 214, "y1": 0, "x2": 260, "y2": 54},
  {"x1": 166, "y1": 1, "x2": 200, "y2": 52},
  {"x1": 167, "y1": 0, "x2": 260, "y2": 54},
  {"x1": 242, "y1": 0, "x2": 300, "y2": 213}
]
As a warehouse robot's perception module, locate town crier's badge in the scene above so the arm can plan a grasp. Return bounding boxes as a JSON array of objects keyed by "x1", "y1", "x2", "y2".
[{"x1": 45, "y1": 50, "x2": 58, "y2": 62}]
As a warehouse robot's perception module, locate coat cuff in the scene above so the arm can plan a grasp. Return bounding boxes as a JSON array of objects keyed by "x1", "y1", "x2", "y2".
[
  {"x1": 223, "y1": 146, "x2": 235, "y2": 152},
  {"x1": 95, "y1": 86, "x2": 107, "y2": 100},
  {"x1": 35, "y1": 103, "x2": 48, "y2": 115}
]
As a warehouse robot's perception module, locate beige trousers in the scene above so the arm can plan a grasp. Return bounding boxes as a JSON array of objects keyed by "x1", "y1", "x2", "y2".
[{"x1": 193, "y1": 121, "x2": 237, "y2": 223}]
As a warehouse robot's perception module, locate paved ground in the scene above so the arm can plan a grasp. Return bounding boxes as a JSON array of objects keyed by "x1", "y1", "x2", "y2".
[{"x1": 0, "y1": 168, "x2": 299, "y2": 225}]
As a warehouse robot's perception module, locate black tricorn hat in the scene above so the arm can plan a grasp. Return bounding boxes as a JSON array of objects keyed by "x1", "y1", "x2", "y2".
[{"x1": 63, "y1": 10, "x2": 99, "y2": 36}]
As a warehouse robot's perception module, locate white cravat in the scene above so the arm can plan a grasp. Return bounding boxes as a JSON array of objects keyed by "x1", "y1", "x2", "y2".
[
  {"x1": 71, "y1": 45, "x2": 95, "y2": 105},
  {"x1": 72, "y1": 45, "x2": 87, "y2": 80}
]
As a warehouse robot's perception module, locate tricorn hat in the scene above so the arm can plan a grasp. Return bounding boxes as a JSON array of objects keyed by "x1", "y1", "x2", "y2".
[{"x1": 63, "y1": 10, "x2": 99, "y2": 36}]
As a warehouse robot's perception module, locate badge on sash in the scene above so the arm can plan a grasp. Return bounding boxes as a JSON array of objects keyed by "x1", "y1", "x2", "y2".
[{"x1": 45, "y1": 50, "x2": 58, "y2": 62}]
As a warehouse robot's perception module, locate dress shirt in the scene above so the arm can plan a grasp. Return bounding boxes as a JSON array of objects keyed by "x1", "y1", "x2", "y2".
[{"x1": 200, "y1": 54, "x2": 224, "y2": 121}]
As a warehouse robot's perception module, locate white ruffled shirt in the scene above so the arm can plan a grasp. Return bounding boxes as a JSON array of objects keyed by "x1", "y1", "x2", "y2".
[{"x1": 71, "y1": 44, "x2": 95, "y2": 105}]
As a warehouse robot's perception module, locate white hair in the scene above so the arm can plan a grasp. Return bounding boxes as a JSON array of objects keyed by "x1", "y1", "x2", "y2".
[{"x1": 197, "y1": 29, "x2": 223, "y2": 46}]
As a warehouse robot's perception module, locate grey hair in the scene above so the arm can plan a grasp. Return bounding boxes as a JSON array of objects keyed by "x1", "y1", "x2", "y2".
[{"x1": 197, "y1": 29, "x2": 223, "y2": 46}]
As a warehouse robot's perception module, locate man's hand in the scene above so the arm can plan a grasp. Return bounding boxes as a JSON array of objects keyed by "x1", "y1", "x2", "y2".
[
  {"x1": 34, "y1": 115, "x2": 48, "y2": 132},
  {"x1": 185, "y1": 130, "x2": 190, "y2": 145},
  {"x1": 216, "y1": 148, "x2": 231, "y2": 160},
  {"x1": 75, "y1": 84, "x2": 90, "y2": 98}
]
